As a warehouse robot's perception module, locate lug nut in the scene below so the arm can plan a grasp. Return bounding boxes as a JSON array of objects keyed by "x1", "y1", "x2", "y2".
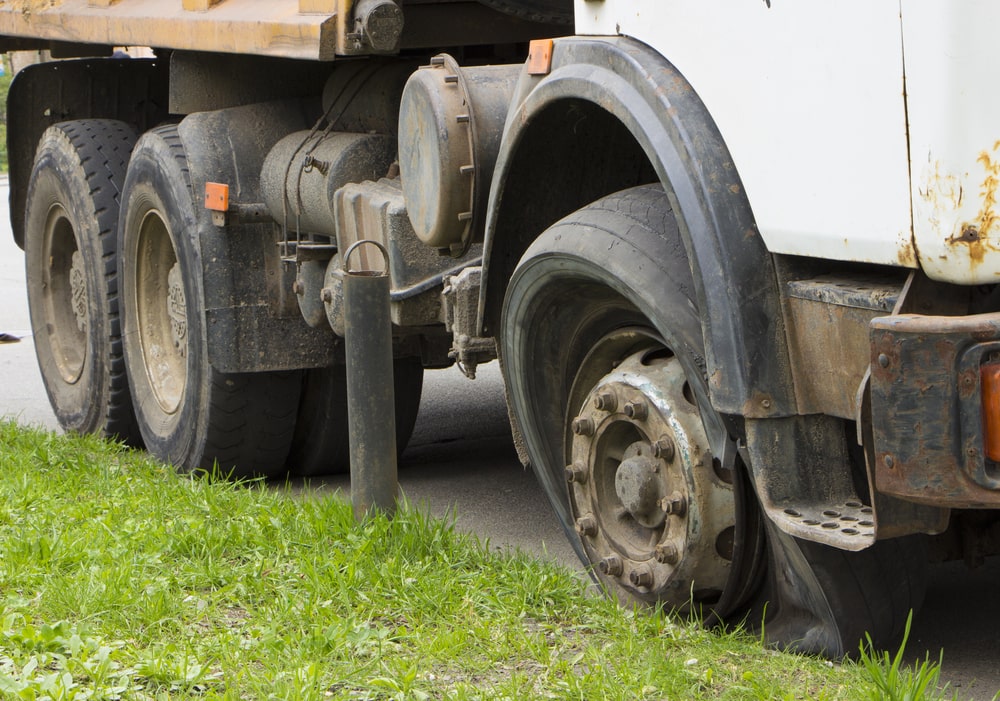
[
  {"x1": 623, "y1": 400, "x2": 648, "y2": 421},
  {"x1": 593, "y1": 390, "x2": 618, "y2": 412},
  {"x1": 652, "y1": 435, "x2": 676, "y2": 462},
  {"x1": 598, "y1": 555, "x2": 623, "y2": 577},
  {"x1": 660, "y1": 492, "x2": 687, "y2": 516},
  {"x1": 629, "y1": 566, "x2": 654, "y2": 589},
  {"x1": 655, "y1": 543, "x2": 679, "y2": 565},
  {"x1": 572, "y1": 417, "x2": 595, "y2": 436},
  {"x1": 565, "y1": 462, "x2": 587, "y2": 484},
  {"x1": 575, "y1": 515, "x2": 598, "y2": 538}
]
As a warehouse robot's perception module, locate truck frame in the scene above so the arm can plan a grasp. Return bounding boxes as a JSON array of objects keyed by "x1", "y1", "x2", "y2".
[{"x1": 5, "y1": 0, "x2": 999, "y2": 657}]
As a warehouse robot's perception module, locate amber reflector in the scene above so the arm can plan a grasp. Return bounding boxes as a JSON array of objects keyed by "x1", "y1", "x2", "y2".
[
  {"x1": 204, "y1": 182, "x2": 229, "y2": 212},
  {"x1": 981, "y1": 363, "x2": 1000, "y2": 462}
]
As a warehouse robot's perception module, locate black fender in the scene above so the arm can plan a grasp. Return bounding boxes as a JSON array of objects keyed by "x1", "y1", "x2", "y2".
[
  {"x1": 480, "y1": 36, "x2": 795, "y2": 420},
  {"x1": 176, "y1": 100, "x2": 337, "y2": 373},
  {"x1": 8, "y1": 58, "x2": 169, "y2": 249}
]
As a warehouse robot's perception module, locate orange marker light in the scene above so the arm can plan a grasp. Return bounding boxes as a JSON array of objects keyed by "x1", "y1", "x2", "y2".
[
  {"x1": 205, "y1": 182, "x2": 230, "y2": 212},
  {"x1": 528, "y1": 39, "x2": 554, "y2": 76},
  {"x1": 981, "y1": 362, "x2": 1000, "y2": 462}
]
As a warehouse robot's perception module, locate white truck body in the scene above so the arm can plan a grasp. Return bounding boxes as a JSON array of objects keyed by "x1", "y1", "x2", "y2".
[{"x1": 577, "y1": 0, "x2": 1000, "y2": 283}]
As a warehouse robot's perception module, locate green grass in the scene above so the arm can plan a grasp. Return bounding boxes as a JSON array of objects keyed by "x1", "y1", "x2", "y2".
[{"x1": 0, "y1": 420, "x2": 960, "y2": 699}]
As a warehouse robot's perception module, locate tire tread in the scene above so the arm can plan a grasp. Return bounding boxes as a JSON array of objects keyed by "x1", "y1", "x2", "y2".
[{"x1": 29, "y1": 119, "x2": 141, "y2": 443}]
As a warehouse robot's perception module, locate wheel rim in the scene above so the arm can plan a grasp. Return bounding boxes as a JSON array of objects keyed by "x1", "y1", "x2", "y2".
[
  {"x1": 41, "y1": 204, "x2": 87, "y2": 384},
  {"x1": 133, "y1": 208, "x2": 187, "y2": 415},
  {"x1": 566, "y1": 332, "x2": 736, "y2": 608}
]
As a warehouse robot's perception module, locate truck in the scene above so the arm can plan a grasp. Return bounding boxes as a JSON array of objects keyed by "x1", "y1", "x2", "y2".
[{"x1": 5, "y1": 0, "x2": 999, "y2": 658}]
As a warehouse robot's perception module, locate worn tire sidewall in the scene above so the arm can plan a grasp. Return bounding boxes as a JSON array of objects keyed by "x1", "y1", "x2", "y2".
[
  {"x1": 501, "y1": 186, "x2": 711, "y2": 603},
  {"x1": 120, "y1": 135, "x2": 210, "y2": 467},
  {"x1": 25, "y1": 134, "x2": 110, "y2": 432}
]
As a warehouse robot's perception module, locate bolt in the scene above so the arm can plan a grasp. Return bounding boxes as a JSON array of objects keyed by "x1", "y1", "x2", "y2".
[
  {"x1": 321, "y1": 288, "x2": 333, "y2": 303},
  {"x1": 292, "y1": 279, "x2": 304, "y2": 296},
  {"x1": 598, "y1": 555, "x2": 623, "y2": 577},
  {"x1": 623, "y1": 400, "x2": 648, "y2": 421},
  {"x1": 652, "y1": 435, "x2": 676, "y2": 462},
  {"x1": 660, "y1": 491, "x2": 687, "y2": 516},
  {"x1": 654, "y1": 543, "x2": 679, "y2": 565},
  {"x1": 878, "y1": 353, "x2": 890, "y2": 368},
  {"x1": 883, "y1": 454, "x2": 894, "y2": 469},
  {"x1": 575, "y1": 515, "x2": 598, "y2": 538},
  {"x1": 572, "y1": 417, "x2": 595, "y2": 436},
  {"x1": 629, "y1": 566, "x2": 654, "y2": 589},
  {"x1": 761, "y1": 398, "x2": 772, "y2": 410},
  {"x1": 593, "y1": 390, "x2": 618, "y2": 412},
  {"x1": 565, "y1": 462, "x2": 587, "y2": 484}
]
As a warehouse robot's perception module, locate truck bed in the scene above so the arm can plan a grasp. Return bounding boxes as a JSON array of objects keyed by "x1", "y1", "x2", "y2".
[{"x1": 0, "y1": 0, "x2": 565, "y2": 60}]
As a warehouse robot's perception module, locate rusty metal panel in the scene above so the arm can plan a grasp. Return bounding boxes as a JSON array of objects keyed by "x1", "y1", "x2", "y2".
[
  {"x1": 784, "y1": 273, "x2": 905, "y2": 419},
  {"x1": 870, "y1": 311, "x2": 1000, "y2": 507},
  {"x1": 0, "y1": 0, "x2": 338, "y2": 60},
  {"x1": 786, "y1": 297, "x2": 877, "y2": 419}
]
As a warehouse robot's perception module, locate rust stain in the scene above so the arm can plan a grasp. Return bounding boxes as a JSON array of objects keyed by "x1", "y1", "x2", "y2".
[
  {"x1": 946, "y1": 141, "x2": 1000, "y2": 266},
  {"x1": 896, "y1": 238, "x2": 918, "y2": 268},
  {"x1": 919, "y1": 159, "x2": 963, "y2": 218}
]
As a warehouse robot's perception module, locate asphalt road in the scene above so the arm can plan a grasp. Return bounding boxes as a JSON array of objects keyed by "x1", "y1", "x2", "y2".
[{"x1": 1, "y1": 177, "x2": 998, "y2": 698}]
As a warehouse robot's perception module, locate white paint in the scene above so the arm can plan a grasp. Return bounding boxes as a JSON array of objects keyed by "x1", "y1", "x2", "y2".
[
  {"x1": 902, "y1": 1, "x2": 1000, "y2": 283},
  {"x1": 574, "y1": 1, "x2": 914, "y2": 268}
]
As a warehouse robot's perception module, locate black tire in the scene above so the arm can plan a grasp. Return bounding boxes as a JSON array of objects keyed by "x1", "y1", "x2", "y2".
[
  {"x1": 24, "y1": 120, "x2": 141, "y2": 444},
  {"x1": 287, "y1": 356, "x2": 425, "y2": 476},
  {"x1": 500, "y1": 185, "x2": 924, "y2": 655},
  {"x1": 794, "y1": 536, "x2": 926, "y2": 654},
  {"x1": 118, "y1": 125, "x2": 301, "y2": 479}
]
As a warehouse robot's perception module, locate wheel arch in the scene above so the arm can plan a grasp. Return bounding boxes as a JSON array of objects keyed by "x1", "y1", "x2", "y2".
[
  {"x1": 481, "y1": 36, "x2": 795, "y2": 419},
  {"x1": 8, "y1": 58, "x2": 170, "y2": 250}
]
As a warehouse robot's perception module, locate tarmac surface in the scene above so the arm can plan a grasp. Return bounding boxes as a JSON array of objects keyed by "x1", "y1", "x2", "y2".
[{"x1": 1, "y1": 175, "x2": 998, "y2": 698}]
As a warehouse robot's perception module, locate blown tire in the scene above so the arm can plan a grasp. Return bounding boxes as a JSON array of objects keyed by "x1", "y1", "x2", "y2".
[{"x1": 500, "y1": 184, "x2": 924, "y2": 655}]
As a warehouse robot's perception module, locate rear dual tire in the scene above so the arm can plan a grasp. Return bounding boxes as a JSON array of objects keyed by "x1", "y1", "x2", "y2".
[
  {"x1": 24, "y1": 120, "x2": 141, "y2": 444},
  {"x1": 118, "y1": 125, "x2": 300, "y2": 478},
  {"x1": 287, "y1": 357, "x2": 424, "y2": 477}
]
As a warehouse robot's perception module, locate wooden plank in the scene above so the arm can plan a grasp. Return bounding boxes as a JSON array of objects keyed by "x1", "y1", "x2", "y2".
[
  {"x1": 0, "y1": 0, "x2": 337, "y2": 60},
  {"x1": 182, "y1": 0, "x2": 224, "y2": 11}
]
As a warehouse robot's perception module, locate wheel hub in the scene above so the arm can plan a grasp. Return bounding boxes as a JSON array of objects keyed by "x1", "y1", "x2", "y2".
[
  {"x1": 614, "y1": 444, "x2": 666, "y2": 529},
  {"x1": 69, "y1": 250, "x2": 87, "y2": 332},
  {"x1": 134, "y1": 209, "x2": 187, "y2": 416},
  {"x1": 167, "y1": 262, "x2": 187, "y2": 357},
  {"x1": 567, "y1": 348, "x2": 735, "y2": 608},
  {"x1": 41, "y1": 206, "x2": 87, "y2": 384}
]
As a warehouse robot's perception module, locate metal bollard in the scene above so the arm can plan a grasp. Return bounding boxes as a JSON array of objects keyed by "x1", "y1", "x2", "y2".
[{"x1": 343, "y1": 240, "x2": 397, "y2": 520}]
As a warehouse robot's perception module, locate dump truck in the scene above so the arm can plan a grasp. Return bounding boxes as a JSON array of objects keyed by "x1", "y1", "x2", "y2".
[{"x1": 5, "y1": 0, "x2": 1000, "y2": 656}]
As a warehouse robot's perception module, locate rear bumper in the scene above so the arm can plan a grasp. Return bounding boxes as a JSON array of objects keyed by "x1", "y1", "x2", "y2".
[{"x1": 870, "y1": 312, "x2": 1000, "y2": 507}]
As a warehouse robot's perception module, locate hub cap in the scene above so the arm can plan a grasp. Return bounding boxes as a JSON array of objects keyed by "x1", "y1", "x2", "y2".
[
  {"x1": 42, "y1": 205, "x2": 87, "y2": 384},
  {"x1": 568, "y1": 347, "x2": 735, "y2": 608},
  {"x1": 134, "y1": 209, "x2": 187, "y2": 415}
]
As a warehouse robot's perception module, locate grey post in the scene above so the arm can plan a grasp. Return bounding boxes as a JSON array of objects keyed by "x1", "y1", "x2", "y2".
[{"x1": 343, "y1": 240, "x2": 397, "y2": 520}]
